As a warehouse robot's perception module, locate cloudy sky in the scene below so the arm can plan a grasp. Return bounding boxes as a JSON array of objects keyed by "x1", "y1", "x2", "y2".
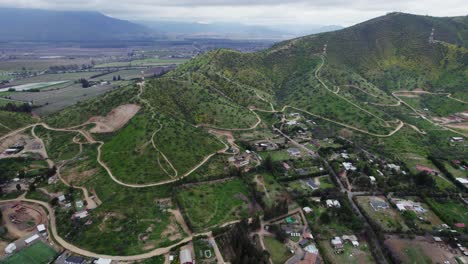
[{"x1": 0, "y1": 0, "x2": 467, "y2": 26}]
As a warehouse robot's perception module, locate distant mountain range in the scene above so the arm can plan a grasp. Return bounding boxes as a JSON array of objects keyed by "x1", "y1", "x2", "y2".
[
  {"x1": 0, "y1": 8, "x2": 342, "y2": 42},
  {"x1": 138, "y1": 20, "x2": 343, "y2": 39},
  {"x1": 0, "y1": 8, "x2": 154, "y2": 42}
]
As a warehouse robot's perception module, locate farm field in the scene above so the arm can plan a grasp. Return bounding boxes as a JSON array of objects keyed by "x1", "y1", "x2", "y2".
[
  {"x1": 10, "y1": 72, "x2": 100, "y2": 85},
  {"x1": 263, "y1": 236, "x2": 293, "y2": 264},
  {"x1": 2, "y1": 241, "x2": 58, "y2": 264},
  {"x1": 318, "y1": 239, "x2": 374, "y2": 264},
  {"x1": 176, "y1": 178, "x2": 251, "y2": 231},
  {"x1": 94, "y1": 58, "x2": 188, "y2": 68},
  {"x1": 425, "y1": 198, "x2": 468, "y2": 227},
  {"x1": 9, "y1": 83, "x2": 119, "y2": 116},
  {"x1": 0, "y1": 58, "x2": 92, "y2": 71},
  {"x1": 1, "y1": 81, "x2": 70, "y2": 92},
  {"x1": 259, "y1": 150, "x2": 291, "y2": 161}
]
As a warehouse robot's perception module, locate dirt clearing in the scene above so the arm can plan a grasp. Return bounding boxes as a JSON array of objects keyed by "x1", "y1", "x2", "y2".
[{"x1": 89, "y1": 104, "x2": 140, "y2": 133}]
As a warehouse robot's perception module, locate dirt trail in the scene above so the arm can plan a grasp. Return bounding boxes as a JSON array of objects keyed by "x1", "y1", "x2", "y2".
[
  {"x1": 33, "y1": 124, "x2": 98, "y2": 209},
  {"x1": 168, "y1": 209, "x2": 191, "y2": 235}
]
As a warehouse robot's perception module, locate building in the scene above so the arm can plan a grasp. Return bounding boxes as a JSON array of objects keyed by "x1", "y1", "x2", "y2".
[
  {"x1": 303, "y1": 207, "x2": 313, "y2": 214},
  {"x1": 180, "y1": 248, "x2": 193, "y2": 264},
  {"x1": 37, "y1": 224, "x2": 46, "y2": 233},
  {"x1": 331, "y1": 237, "x2": 344, "y2": 251},
  {"x1": 58, "y1": 195, "x2": 66, "y2": 202},
  {"x1": 72, "y1": 210, "x2": 89, "y2": 219},
  {"x1": 304, "y1": 178, "x2": 319, "y2": 190},
  {"x1": 342, "y1": 162, "x2": 357, "y2": 171},
  {"x1": 450, "y1": 137, "x2": 464, "y2": 143},
  {"x1": 416, "y1": 165, "x2": 437, "y2": 175},
  {"x1": 456, "y1": 178, "x2": 468, "y2": 186},
  {"x1": 287, "y1": 148, "x2": 301, "y2": 157},
  {"x1": 387, "y1": 164, "x2": 401, "y2": 171},
  {"x1": 369, "y1": 197, "x2": 389, "y2": 211},
  {"x1": 94, "y1": 258, "x2": 112, "y2": 264},
  {"x1": 65, "y1": 256, "x2": 86, "y2": 264},
  {"x1": 25, "y1": 234, "x2": 39, "y2": 245},
  {"x1": 326, "y1": 199, "x2": 341, "y2": 208},
  {"x1": 4, "y1": 243, "x2": 16, "y2": 254},
  {"x1": 394, "y1": 199, "x2": 426, "y2": 213},
  {"x1": 342, "y1": 235, "x2": 359, "y2": 247},
  {"x1": 369, "y1": 176, "x2": 376, "y2": 183}
]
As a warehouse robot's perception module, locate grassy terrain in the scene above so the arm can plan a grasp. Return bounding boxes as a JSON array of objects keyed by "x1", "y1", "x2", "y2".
[
  {"x1": 319, "y1": 240, "x2": 374, "y2": 264},
  {"x1": 101, "y1": 112, "x2": 223, "y2": 184},
  {"x1": 34, "y1": 125, "x2": 80, "y2": 161},
  {"x1": 0, "y1": 58, "x2": 92, "y2": 71},
  {"x1": 399, "y1": 94, "x2": 467, "y2": 117},
  {"x1": 426, "y1": 198, "x2": 467, "y2": 226},
  {"x1": 0, "y1": 110, "x2": 35, "y2": 137},
  {"x1": 254, "y1": 173, "x2": 288, "y2": 207},
  {"x1": 2, "y1": 241, "x2": 57, "y2": 264},
  {"x1": 176, "y1": 178, "x2": 250, "y2": 231},
  {"x1": 264, "y1": 236, "x2": 292, "y2": 264},
  {"x1": 355, "y1": 196, "x2": 409, "y2": 232},
  {"x1": 0, "y1": 156, "x2": 48, "y2": 183},
  {"x1": 188, "y1": 154, "x2": 230, "y2": 181}
]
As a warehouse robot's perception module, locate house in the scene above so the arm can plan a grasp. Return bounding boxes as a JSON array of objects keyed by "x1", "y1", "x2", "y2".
[
  {"x1": 283, "y1": 162, "x2": 291, "y2": 170},
  {"x1": 415, "y1": 165, "x2": 437, "y2": 175},
  {"x1": 94, "y1": 258, "x2": 112, "y2": 264},
  {"x1": 4, "y1": 243, "x2": 16, "y2": 254},
  {"x1": 326, "y1": 199, "x2": 341, "y2": 208},
  {"x1": 387, "y1": 164, "x2": 401, "y2": 171},
  {"x1": 455, "y1": 223, "x2": 465, "y2": 228},
  {"x1": 331, "y1": 237, "x2": 343, "y2": 250},
  {"x1": 394, "y1": 199, "x2": 426, "y2": 213},
  {"x1": 304, "y1": 178, "x2": 319, "y2": 190},
  {"x1": 180, "y1": 248, "x2": 193, "y2": 264},
  {"x1": 341, "y1": 153, "x2": 350, "y2": 159},
  {"x1": 303, "y1": 232, "x2": 314, "y2": 240},
  {"x1": 369, "y1": 176, "x2": 376, "y2": 183},
  {"x1": 303, "y1": 207, "x2": 313, "y2": 214},
  {"x1": 450, "y1": 137, "x2": 464, "y2": 143},
  {"x1": 36, "y1": 224, "x2": 46, "y2": 233},
  {"x1": 65, "y1": 256, "x2": 86, "y2": 264},
  {"x1": 433, "y1": 236, "x2": 443, "y2": 242},
  {"x1": 342, "y1": 235, "x2": 359, "y2": 247},
  {"x1": 58, "y1": 195, "x2": 66, "y2": 202},
  {"x1": 456, "y1": 178, "x2": 468, "y2": 186},
  {"x1": 75, "y1": 200, "x2": 84, "y2": 209},
  {"x1": 342, "y1": 162, "x2": 357, "y2": 171},
  {"x1": 369, "y1": 197, "x2": 389, "y2": 211},
  {"x1": 72, "y1": 210, "x2": 89, "y2": 219},
  {"x1": 287, "y1": 148, "x2": 301, "y2": 157}
]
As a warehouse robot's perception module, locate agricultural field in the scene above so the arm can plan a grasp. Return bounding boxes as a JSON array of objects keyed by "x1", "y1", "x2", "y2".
[
  {"x1": 264, "y1": 236, "x2": 293, "y2": 264},
  {"x1": 94, "y1": 58, "x2": 187, "y2": 68},
  {"x1": 9, "y1": 83, "x2": 120, "y2": 116},
  {"x1": 259, "y1": 150, "x2": 292, "y2": 162},
  {"x1": 425, "y1": 198, "x2": 468, "y2": 227},
  {"x1": 0, "y1": 58, "x2": 92, "y2": 71},
  {"x1": 10, "y1": 71, "x2": 100, "y2": 85},
  {"x1": 2, "y1": 241, "x2": 58, "y2": 264},
  {"x1": 1, "y1": 81, "x2": 70, "y2": 92},
  {"x1": 176, "y1": 178, "x2": 251, "y2": 231},
  {"x1": 318, "y1": 239, "x2": 374, "y2": 264}
]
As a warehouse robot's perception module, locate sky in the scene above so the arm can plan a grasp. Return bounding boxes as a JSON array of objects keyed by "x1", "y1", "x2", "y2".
[{"x1": 0, "y1": 0, "x2": 467, "y2": 26}]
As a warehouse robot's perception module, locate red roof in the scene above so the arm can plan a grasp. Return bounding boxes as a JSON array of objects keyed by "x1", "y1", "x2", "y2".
[
  {"x1": 455, "y1": 223, "x2": 465, "y2": 228},
  {"x1": 416, "y1": 165, "x2": 436, "y2": 174}
]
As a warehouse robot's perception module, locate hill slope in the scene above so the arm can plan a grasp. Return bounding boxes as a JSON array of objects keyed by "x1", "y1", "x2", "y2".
[{"x1": 0, "y1": 8, "x2": 152, "y2": 41}]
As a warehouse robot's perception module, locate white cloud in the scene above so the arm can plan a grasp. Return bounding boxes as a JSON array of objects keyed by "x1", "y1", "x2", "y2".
[{"x1": 0, "y1": 0, "x2": 466, "y2": 26}]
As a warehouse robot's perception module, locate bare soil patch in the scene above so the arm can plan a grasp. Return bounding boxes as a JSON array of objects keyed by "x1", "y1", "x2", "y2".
[
  {"x1": 385, "y1": 235, "x2": 461, "y2": 263},
  {"x1": 445, "y1": 122, "x2": 468, "y2": 132},
  {"x1": 89, "y1": 104, "x2": 140, "y2": 133},
  {"x1": 0, "y1": 202, "x2": 47, "y2": 239}
]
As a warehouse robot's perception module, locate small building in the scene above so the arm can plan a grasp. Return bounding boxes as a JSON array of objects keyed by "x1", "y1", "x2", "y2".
[
  {"x1": 326, "y1": 199, "x2": 341, "y2": 208},
  {"x1": 331, "y1": 237, "x2": 343, "y2": 250},
  {"x1": 25, "y1": 234, "x2": 39, "y2": 244},
  {"x1": 180, "y1": 248, "x2": 193, "y2": 264},
  {"x1": 4, "y1": 243, "x2": 16, "y2": 254},
  {"x1": 58, "y1": 195, "x2": 66, "y2": 202},
  {"x1": 37, "y1": 224, "x2": 46, "y2": 233},
  {"x1": 456, "y1": 178, "x2": 468, "y2": 186},
  {"x1": 369, "y1": 176, "x2": 376, "y2": 183},
  {"x1": 72, "y1": 210, "x2": 89, "y2": 219},
  {"x1": 450, "y1": 137, "x2": 464, "y2": 143},
  {"x1": 303, "y1": 207, "x2": 313, "y2": 214},
  {"x1": 369, "y1": 197, "x2": 389, "y2": 211},
  {"x1": 95, "y1": 258, "x2": 112, "y2": 264},
  {"x1": 433, "y1": 236, "x2": 443, "y2": 242},
  {"x1": 342, "y1": 162, "x2": 357, "y2": 171},
  {"x1": 455, "y1": 223, "x2": 466, "y2": 228},
  {"x1": 287, "y1": 148, "x2": 301, "y2": 157},
  {"x1": 75, "y1": 200, "x2": 84, "y2": 210},
  {"x1": 65, "y1": 256, "x2": 86, "y2": 264}
]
